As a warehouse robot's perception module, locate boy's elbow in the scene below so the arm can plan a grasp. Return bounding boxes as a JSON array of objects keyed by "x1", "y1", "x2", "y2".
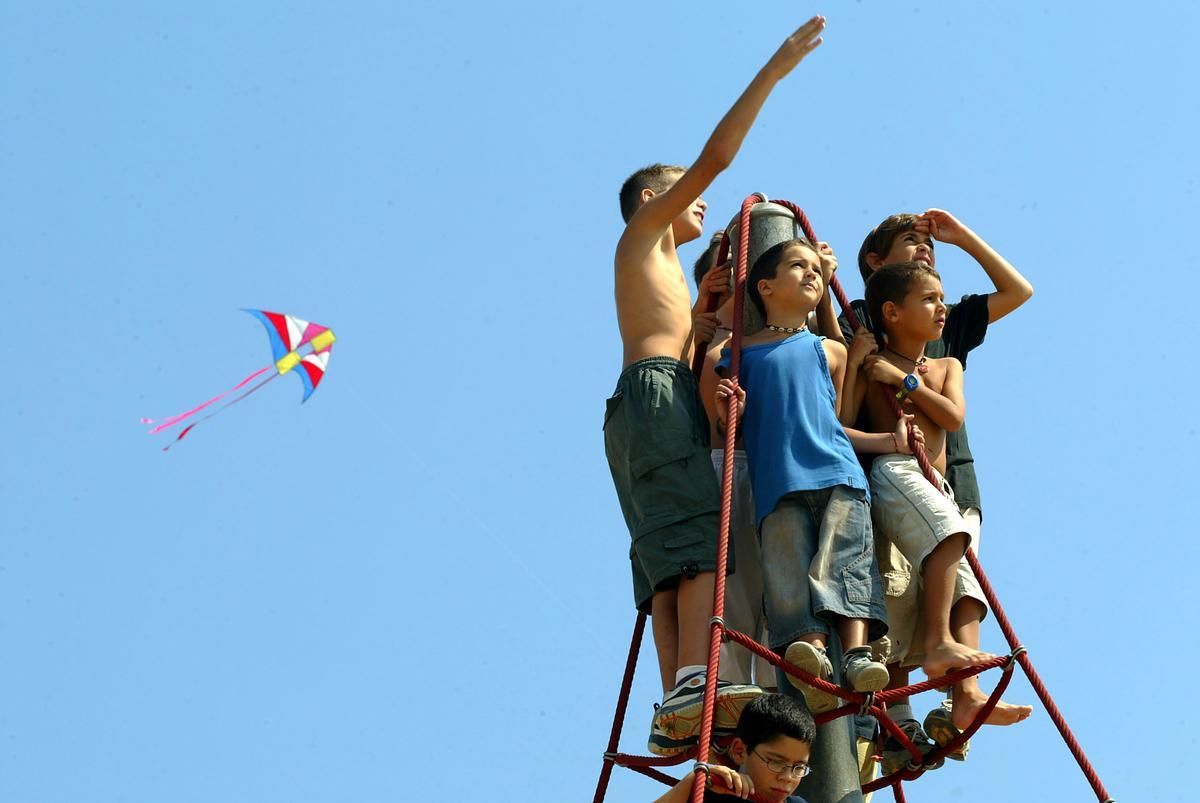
[
  {"x1": 945, "y1": 412, "x2": 965, "y2": 432},
  {"x1": 700, "y1": 143, "x2": 735, "y2": 173}
]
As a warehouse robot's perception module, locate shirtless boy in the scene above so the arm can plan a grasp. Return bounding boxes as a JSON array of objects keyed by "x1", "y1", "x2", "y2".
[
  {"x1": 841, "y1": 261, "x2": 1027, "y2": 770},
  {"x1": 605, "y1": 15, "x2": 826, "y2": 755}
]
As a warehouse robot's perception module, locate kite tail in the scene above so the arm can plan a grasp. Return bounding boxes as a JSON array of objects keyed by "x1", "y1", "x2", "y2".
[
  {"x1": 142, "y1": 366, "x2": 273, "y2": 435},
  {"x1": 160, "y1": 372, "x2": 280, "y2": 452}
]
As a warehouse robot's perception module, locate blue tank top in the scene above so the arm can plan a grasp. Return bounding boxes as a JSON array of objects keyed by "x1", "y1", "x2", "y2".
[{"x1": 718, "y1": 331, "x2": 868, "y2": 528}]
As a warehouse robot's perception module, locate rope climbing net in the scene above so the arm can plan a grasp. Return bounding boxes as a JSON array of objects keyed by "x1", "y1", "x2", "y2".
[{"x1": 593, "y1": 195, "x2": 1114, "y2": 803}]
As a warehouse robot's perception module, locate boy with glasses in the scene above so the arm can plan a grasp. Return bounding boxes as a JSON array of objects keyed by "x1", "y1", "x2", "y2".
[{"x1": 656, "y1": 694, "x2": 815, "y2": 803}]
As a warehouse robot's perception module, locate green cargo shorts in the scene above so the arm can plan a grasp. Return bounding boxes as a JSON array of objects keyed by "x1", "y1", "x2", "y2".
[{"x1": 603, "y1": 357, "x2": 728, "y2": 613}]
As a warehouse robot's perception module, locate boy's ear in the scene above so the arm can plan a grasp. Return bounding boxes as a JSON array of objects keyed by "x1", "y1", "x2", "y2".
[
  {"x1": 640, "y1": 187, "x2": 656, "y2": 205},
  {"x1": 757, "y1": 277, "x2": 773, "y2": 299},
  {"x1": 881, "y1": 299, "x2": 899, "y2": 323},
  {"x1": 728, "y1": 737, "x2": 748, "y2": 767},
  {"x1": 865, "y1": 252, "x2": 884, "y2": 271}
]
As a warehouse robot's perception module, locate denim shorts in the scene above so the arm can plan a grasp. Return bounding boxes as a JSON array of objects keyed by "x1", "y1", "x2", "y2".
[{"x1": 759, "y1": 485, "x2": 887, "y2": 649}]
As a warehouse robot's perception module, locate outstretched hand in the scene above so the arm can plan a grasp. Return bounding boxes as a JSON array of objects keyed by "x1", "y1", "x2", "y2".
[
  {"x1": 913, "y1": 208, "x2": 973, "y2": 248},
  {"x1": 764, "y1": 16, "x2": 826, "y2": 81}
]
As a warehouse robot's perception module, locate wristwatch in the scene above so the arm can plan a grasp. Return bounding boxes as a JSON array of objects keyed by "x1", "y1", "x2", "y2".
[{"x1": 895, "y1": 373, "x2": 919, "y2": 402}]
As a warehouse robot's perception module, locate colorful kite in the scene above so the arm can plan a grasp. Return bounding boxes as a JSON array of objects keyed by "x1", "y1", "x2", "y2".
[{"x1": 142, "y1": 309, "x2": 336, "y2": 451}]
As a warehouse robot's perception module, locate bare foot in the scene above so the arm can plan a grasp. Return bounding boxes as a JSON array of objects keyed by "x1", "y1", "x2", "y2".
[
  {"x1": 951, "y1": 690, "x2": 1034, "y2": 729},
  {"x1": 922, "y1": 641, "x2": 995, "y2": 679}
]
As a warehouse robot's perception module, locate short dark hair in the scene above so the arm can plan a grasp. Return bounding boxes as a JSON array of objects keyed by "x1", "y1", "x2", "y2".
[
  {"x1": 736, "y1": 693, "x2": 815, "y2": 750},
  {"x1": 865, "y1": 260, "x2": 942, "y2": 346},
  {"x1": 746, "y1": 238, "x2": 819, "y2": 320},
  {"x1": 619, "y1": 163, "x2": 685, "y2": 223},
  {"x1": 692, "y1": 237, "x2": 723, "y2": 288},
  {"x1": 857, "y1": 213, "x2": 921, "y2": 283}
]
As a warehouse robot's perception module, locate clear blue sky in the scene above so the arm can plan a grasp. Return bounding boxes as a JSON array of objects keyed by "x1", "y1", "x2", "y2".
[{"x1": 2, "y1": 2, "x2": 1195, "y2": 801}]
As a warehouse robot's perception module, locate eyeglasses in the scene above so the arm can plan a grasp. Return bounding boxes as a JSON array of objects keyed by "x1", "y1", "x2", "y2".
[{"x1": 752, "y1": 749, "x2": 811, "y2": 778}]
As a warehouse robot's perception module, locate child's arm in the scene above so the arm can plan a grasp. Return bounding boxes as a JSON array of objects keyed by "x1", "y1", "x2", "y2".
[
  {"x1": 655, "y1": 766, "x2": 755, "y2": 802},
  {"x1": 864, "y1": 355, "x2": 965, "y2": 432},
  {"x1": 837, "y1": 328, "x2": 877, "y2": 426},
  {"x1": 812, "y1": 242, "x2": 845, "y2": 343},
  {"x1": 846, "y1": 415, "x2": 925, "y2": 454},
  {"x1": 618, "y1": 17, "x2": 825, "y2": 253},
  {"x1": 826, "y1": 339, "x2": 927, "y2": 452},
  {"x1": 914, "y1": 209, "x2": 1033, "y2": 324}
]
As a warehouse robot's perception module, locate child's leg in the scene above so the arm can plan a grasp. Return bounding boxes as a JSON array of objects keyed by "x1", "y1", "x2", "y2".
[
  {"x1": 920, "y1": 531, "x2": 995, "y2": 676},
  {"x1": 948, "y1": 594, "x2": 1033, "y2": 728},
  {"x1": 651, "y1": 587, "x2": 681, "y2": 693},
  {"x1": 675, "y1": 570, "x2": 717, "y2": 670}
]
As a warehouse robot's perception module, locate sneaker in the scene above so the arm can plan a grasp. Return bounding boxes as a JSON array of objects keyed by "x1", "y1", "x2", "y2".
[
  {"x1": 652, "y1": 671, "x2": 707, "y2": 742},
  {"x1": 881, "y1": 718, "x2": 944, "y2": 776},
  {"x1": 783, "y1": 641, "x2": 839, "y2": 713},
  {"x1": 923, "y1": 700, "x2": 969, "y2": 761},
  {"x1": 842, "y1": 646, "x2": 890, "y2": 693},
  {"x1": 713, "y1": 682, "x2": 764, "y2": 733},
  {"x1": 648, "y1": 704, "x2": 696, "y2": 757},
  {"x1": 653, "y1": 672, "x2": 764, "y2": 741}
]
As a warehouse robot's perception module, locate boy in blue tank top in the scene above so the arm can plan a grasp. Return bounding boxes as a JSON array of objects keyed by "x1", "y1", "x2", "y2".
[{"x1": 716, "y1": 239, "x2": 919, "y2": 714}]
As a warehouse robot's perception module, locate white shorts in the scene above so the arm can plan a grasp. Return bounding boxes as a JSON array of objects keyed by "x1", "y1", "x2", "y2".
[{"x1": 868, "y1": 455, "x2": 987, "y2": 667}]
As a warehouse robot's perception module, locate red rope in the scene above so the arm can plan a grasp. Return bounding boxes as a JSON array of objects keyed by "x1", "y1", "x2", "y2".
[
  {"x1": 593, "y1": 611, "x2": 648, "y2": 803},
  {"x1": 688, "y1": 193, "x2": 765, "y2": 803}
]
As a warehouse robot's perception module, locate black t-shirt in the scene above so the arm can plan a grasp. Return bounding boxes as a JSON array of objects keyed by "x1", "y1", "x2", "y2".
[{"x1": 838, "y1": 294, "x2": 990, "y2": 512}]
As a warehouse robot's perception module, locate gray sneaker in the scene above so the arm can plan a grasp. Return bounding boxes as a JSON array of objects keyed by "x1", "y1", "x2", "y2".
[
  {"x1": 881, "y1": 718, "x2": 944, "y2": 776},
  {"x1": 783, "y1": 641, "x2": 839, "y2": 713},
  {"x1": 842, "y1": 646, "x2": 890, "y2": 693}
]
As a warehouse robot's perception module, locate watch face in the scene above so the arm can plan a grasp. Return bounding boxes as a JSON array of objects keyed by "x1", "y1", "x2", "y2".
[{"x1": 904, "y1": 374, "x2": 919, "y2": 391}]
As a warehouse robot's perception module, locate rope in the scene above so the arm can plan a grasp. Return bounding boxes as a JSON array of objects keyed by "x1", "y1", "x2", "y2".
[
  {"x1": 592, "y1": 612, "x2": 647, "y2": 803},
  {"x1": 688, "y1": 193, "x2": 764, "y2": 803}
]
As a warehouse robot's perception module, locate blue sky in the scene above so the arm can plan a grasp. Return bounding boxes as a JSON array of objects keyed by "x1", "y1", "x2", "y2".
[{"x1": 2, "y1": 2, "x2": 1195, "y2": 801}]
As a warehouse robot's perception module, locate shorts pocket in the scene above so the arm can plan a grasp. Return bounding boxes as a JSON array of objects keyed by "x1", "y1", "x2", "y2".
[
  {"x1": 882, "y1": 569, "x2": 911, "y2": 598},
  {"x1": 602, "y1": 389, "x2": 623, "y2": 430}
]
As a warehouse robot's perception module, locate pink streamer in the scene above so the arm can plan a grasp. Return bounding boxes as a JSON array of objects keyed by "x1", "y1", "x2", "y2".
[
  {"x1": 159, "y1": 372, "x2": 280, "y2": 451},
  {"x1": 143, "y1": 366, "x2": 272, "y2": 435}
]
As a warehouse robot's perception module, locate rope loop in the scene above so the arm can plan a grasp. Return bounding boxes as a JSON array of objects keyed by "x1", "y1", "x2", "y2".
[
  {"x1": 858, "y1": 691, "x2": 876, "y2": 718},
  {"x1": 1005, "y1": 645, "x2": 1028, "y2": 671},
  {"x1": 693, "y1": 761, "x2": 713, "y2": 776}
]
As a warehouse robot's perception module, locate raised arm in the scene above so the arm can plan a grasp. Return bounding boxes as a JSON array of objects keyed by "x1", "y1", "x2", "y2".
[
  {"x1": 812, "y1": 241, "x2": 845, "y2": 343},
  {"x1": 619, "y1": 16, "x2": 826, "y2": 252},
  {"x1": 838, "y1": 328, "x2": 877, "y2": 426},
  {"x1": 914, "y1": 209, "x2": 1033, "y2": 324}
]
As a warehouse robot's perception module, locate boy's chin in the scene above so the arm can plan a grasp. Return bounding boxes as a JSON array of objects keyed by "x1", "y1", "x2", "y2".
[{"x1": 674, "y1": 221, "x2": 704, "y2": 244}]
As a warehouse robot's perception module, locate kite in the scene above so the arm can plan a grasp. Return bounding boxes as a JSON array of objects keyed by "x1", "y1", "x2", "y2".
[{"x1": 141, "y1": 309, "x2": 336, "y2": 451}]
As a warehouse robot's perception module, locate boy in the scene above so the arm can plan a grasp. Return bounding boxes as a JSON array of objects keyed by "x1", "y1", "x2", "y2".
[
  {"x1": 692, "y1": 238, "x2": 842, "y2": 692},
  {"x1": 842, "y1": 262, "x2": 1030, "y2": 771},
  {"x1": 714, "y1": 240, "x2": 918, "y2": 715},
  {"x1": 840, "y1": 212, "x2": 1033, "y2": 764},
  {"x1": 605, "y1": 16, "x2": 826, "y2": 755},
  {"x1": 656, "y1": 694, "x2": 815, "y2": 803}
]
